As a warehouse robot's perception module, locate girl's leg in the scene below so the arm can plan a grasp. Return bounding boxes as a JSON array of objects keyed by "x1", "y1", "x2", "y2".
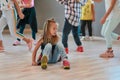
[
  {"x1": 13, "y1": 24, "x2": 26, "y2": 46},
  {"x1": 100, "y1": 17, "x2": 120, "y2": 58},
  {"x1": 53, "y1": 42, "x2": 70, "y2": 69},
  {"x1": 62, "y1": 18, "x2": 72, "y2": 53},
  {"x1": 0, "y1": 15, "x2": 7, "y2": 51},
  {"x1": 7, "y1": 9, "x2": 32, "y2": 50},
  {"x1": 81, "y1": 20, "x2": 87, "y2": 40},
  {"x1": 52, "y1": 42, "x2": 67, "y2": 62},
  {"x1": 72, "y1": 25, "x2": 83, "y2": 52},
  {"x1": 17, "y1": 24, "x2": 26, "y2": 41},
  {"x1": 32, "y1": 31, "x2": 37, "y2": 45},
  {"x1": 87, "y1": 20, "x2": 92, "y2": 37},
  {"x1": 81, "y1": 20, "x2": 86, "y2": 37},
  {"x1": 41, "y1": 43, "x2": 52, "y2": 69}
]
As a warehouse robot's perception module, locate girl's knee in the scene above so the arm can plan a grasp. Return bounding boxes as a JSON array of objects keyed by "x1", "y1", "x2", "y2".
[{"x1": 56, "y1": 42, "x2": 64, "y2": 49}]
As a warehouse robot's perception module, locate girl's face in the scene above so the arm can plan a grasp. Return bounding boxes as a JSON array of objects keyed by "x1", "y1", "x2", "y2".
[{"x1": 49, "y1": 22, "x2": 58, "y2": 36}]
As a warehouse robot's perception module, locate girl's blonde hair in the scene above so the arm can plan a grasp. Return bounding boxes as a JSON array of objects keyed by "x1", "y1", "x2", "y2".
[{"x1": 42, "y1": 18, "x2": 59, "y2": 45}]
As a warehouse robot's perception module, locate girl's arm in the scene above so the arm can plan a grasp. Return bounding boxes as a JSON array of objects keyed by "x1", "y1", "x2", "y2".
[
  {"x1": 22, "y1": 0, "x2": 34, "y2": 8},
  {"x1": 91, "y1": 2, "x2": 95, "y2": 21},
  {"x1": 32, "y1": 38, "x2": 43, "y2": 66},
  {"x1": 13, "y1": 0, "x2": 24, "y2": 19},
  {"x1": 100, "y1": 0, "x2": 116, "y2": 24}
]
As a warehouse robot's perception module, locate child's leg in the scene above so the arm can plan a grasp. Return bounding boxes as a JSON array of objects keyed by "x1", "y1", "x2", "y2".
[
  {"x1": 62, "y1": 18, "x2": 72, "y2": 53},
  {"x1": 7, "y1": 9, "x2": 32, "y2": 50},
  {"x1": 87, "y1": 20, "x2": 92, "y2": 37},
  {"x1": 0, "y1": 15, "x2": 7, "y2": 50},
  {"x1": 53, "y1": 42, "x2": 70, "y2": 69},
  {"x1": 81, "y1": 20, "x2": 86, "y2": 37},
  {"x1": 100, "y1": 17, "x2": 120, "y2": 58},
  {"x1": 41, "y1": 43, "x2": 52, "y2": 69},
  {"x1": 42, "y1": 43, "x2": 52, "y2": 59},
  {"x1": 52, "y1": 42, "x2": 68, "y2": 62},
  {"x1": 62, "y1": 18, "x2": 72, "y2": 48},
  {"x1": 102, "y1": 19, "x2": 119, "y2": 49},
  {"x1": 72, "y1": 25, "x2": 83, "y2": 52},
  {"x1": 17, "y1": 24, "x2": 26, "y2": 41}
]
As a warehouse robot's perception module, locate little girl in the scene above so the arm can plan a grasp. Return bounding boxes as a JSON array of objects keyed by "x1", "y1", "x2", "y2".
[
  {"x1": 32, "y1": 18, "x2": 70, "y2": 70},
  {"x1": 80, "y1": 0, "x2": 95, "y2": 41},
  {"x1": 13, "y1": 0, "x2": 38, "y2": 46},
  {"x1": 0, "y1": 0, "x2": 32, "y2": 52},
  {"x1": 99, "y1": 0, "x2": 120, "y2": 58}
]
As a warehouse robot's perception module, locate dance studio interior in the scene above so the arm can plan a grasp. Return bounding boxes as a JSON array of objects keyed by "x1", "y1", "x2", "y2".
[{"x1": 0, "y1": 0, "x2": 120, "y2": 80}]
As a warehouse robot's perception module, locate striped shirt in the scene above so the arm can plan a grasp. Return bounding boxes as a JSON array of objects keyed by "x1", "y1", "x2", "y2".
[{"x1": 57, "y1": 0, "x2": 87, "y2": 26}]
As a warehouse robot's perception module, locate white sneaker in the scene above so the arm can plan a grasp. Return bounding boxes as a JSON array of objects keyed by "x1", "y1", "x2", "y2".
[{"x1": 81, "y1": 36, "x2": 86, "y2": 41}]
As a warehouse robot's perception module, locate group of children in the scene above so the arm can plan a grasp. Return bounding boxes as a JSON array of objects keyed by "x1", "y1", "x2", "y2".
[{"x1": 0, "y1": 0, "x2": 120, "y2": 70}]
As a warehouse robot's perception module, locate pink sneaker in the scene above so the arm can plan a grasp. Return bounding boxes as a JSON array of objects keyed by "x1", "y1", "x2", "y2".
[
  {"x1": 76, "y1": 46, "x2": 84, "y2": 52},
  {"x1": 63, "y1": 60, "x2": 70, "y2": 69},
  {"x1": 13, "y1": 40, "x2": 21, "y2": 46}
]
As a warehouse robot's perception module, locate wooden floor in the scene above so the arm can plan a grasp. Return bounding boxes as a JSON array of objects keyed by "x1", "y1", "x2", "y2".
[{"x1": 0, "y1": 32, "x2": 120, "y2": 80}]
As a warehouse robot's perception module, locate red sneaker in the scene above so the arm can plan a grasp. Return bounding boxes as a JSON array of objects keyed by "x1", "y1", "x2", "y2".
[
  {"x1": 76, "y1": 46, "x2": 84, "y2": 52},
  {"x1": 63, "y1": 60, "x2": 70, "y2": 69},
  {"x1": 65, "y1": 48, "x2": 69, "y2": 54}
]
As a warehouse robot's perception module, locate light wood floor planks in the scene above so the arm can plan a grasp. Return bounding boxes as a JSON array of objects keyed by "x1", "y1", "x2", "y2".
[{"x1": 0, "y1": 33, "x2": 120, "y2": 80}]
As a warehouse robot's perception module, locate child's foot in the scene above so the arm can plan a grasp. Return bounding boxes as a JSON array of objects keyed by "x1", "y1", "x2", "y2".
[
  {"x1": 63, "y1": 59, "x2": 70, "y2": 70},
  {"x1": 76, "y1": 46, "x2": 84, "y2": 52},
  {"x1": 65, "y1": 48, "x2": 69, "y2": 54},
  {"x1": 81, "y1": 36, "x2": 86, "y2": 41},
  {"x1": 13, "y1": 40, "x2": 21, "y2": 46},
  {"x1": 0, "y1": 47, "x2": 5, "y2": 52},
  {"x1": 27, "y1": 39, "x2": 32, "y2": 50},
  {"x1": 41, "y1": 55, "x2": 48, "y2": 69},
  {"x1": 100, "y1": 50, "x2": 114, "y2": 58}
]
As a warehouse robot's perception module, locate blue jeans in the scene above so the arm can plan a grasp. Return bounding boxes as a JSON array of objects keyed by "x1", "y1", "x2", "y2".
[
  {"x1": 101, "y1": 16, "x2": 120, "y2": 48},
  {"x1": 42, "y1": 42, "x2": 67, "y2": 63},
  {"x1": 62, "y1": 18, "x2": 82, "y2": 48}
]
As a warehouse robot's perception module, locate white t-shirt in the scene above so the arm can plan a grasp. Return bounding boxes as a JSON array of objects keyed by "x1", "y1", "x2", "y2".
[
  {"x1": 0, "y1": 0, "x2": 14, "y2": 10},
  {"x1": 105, "y1": 0, "x2": 120, "y2": 19}
]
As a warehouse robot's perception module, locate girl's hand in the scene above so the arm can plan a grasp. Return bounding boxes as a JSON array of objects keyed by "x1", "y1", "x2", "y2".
[
  {"x1": 100, "y1": 17, "x2": 106, "y2": 24},
  {"x1": 32, "y1": 61, "x2": 37, "y2": 66}
]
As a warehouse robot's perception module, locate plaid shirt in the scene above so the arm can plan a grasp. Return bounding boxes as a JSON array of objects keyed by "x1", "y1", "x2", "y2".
[{"x1": 57, "y1": 0, "x2": 87, "y2": 26}]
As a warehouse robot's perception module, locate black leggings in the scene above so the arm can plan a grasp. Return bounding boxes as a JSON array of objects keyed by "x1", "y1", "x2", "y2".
[{"x1": 81, "y1": 20, "x2": 92, "y2": 36}]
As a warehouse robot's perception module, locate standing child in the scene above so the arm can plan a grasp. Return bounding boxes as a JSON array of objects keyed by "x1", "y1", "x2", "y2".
[
  {"x1": 56, "y1": 0, "x2": 87, "y2": 54},
  {"x1": 80, "y1": 0, "x2": 95, "y2": 41},
  {"x1": 0, "y1": 0, "x2": 32, "y2": 52},
  {"x1": 13, "y1": 0, "x2": 38, "y2": 46},
  {"x1": 32, "y1": 18, "x2": 70, "y2": 70},
  {"x1": 99, "y1": 0, "x2": 120, "y2": 58}
]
